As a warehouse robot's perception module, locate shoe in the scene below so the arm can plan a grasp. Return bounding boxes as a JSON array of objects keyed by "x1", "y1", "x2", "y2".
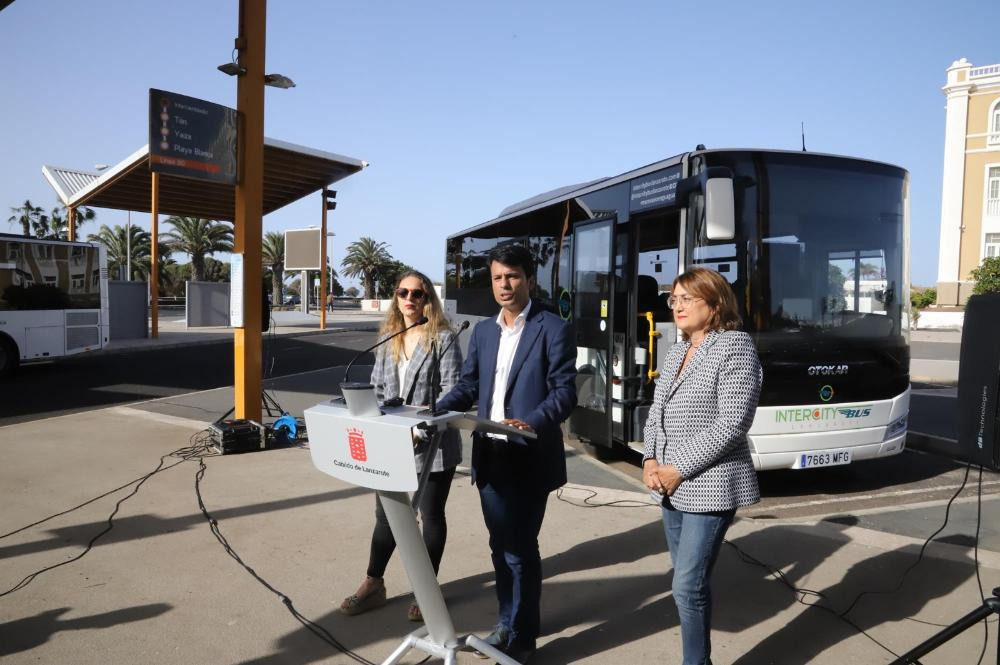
[
  {"x1": 339, "y1": 579, "x2": 387, "y2": 616},
  {"x1": 498, "y1": 640, "x2": 536, "y2": 664},
  {"x1": 473, "y1": 624, "x2": 511, "y2": 659},
  {"x1": 407, "y1": 602, "x2": 423, "y2": 622}
]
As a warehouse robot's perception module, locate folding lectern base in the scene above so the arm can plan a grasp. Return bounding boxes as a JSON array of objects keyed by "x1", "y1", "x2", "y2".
[
  {"x1": 381, "y1": 626, "x2": 519, "y2": 665},
  {"x1": 377, "y1": 490, "x2": 522, "y2": 665}
]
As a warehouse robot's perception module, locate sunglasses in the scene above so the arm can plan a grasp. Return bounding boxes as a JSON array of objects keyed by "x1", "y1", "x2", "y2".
[{"x1": 396, "y1": 288, "x2": 427, "y2": 301}]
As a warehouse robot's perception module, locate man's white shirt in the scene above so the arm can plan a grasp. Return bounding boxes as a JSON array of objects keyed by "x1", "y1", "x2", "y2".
[{"x1": 488, "y1": 300, "x2": 532, "y2": 437}]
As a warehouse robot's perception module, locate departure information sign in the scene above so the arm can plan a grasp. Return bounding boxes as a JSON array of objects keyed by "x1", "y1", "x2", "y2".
[
  {"x1": 629, "y1": 165, "x2": 682, "y2": 213},
  {"x1": 149, "y1": 89, "x2": 237, "y2": 185}
]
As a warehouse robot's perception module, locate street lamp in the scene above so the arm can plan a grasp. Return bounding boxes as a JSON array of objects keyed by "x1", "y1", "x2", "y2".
[
  {"x1": 264, "y1": 74, "x2": 296, "y2": 89},
  {"x1": 218, "y1": 61, "x2": 296, "y2": 89}
]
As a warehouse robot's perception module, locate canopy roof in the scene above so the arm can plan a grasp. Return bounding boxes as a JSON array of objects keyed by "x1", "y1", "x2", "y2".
[{"x1": 42, "y1": 138, "x2": 366, "y2": 220}]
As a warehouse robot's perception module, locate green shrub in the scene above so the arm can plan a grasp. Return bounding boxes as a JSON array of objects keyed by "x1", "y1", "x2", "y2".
[
  {"x1": 910, "y1": 288, "x2": 937, "y2": 309},
  {"x1": 971, "y1": 257, "x2": 1000, "y2": 295}
]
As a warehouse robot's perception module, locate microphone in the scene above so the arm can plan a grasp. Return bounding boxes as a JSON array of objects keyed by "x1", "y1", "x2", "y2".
[
  {"x1": 342, "y1": 316, "x2": 428, "y2": 388},
  {"x1": 438, "y1": 320, "x2": 470, "y2": 361},
  {"x1": 418, "y1": 319, "x2": 471, "y2": 417}
]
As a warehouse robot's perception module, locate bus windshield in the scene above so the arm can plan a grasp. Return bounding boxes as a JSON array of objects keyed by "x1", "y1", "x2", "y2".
[{"x1": 752, "y1": 156, "x2": 906, "y2": 339}]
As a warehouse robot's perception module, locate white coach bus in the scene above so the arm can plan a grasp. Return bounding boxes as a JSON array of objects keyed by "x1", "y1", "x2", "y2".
[
  {"x1": 444, "y1": 148, "x2": 910, "y2": 471},
  {"x1": 0, "y1": 234, "x2": 109, "y2": 374}
]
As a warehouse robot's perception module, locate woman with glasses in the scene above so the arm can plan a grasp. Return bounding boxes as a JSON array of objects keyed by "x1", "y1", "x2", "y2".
[
  {"x1": 340, "y1": 270, "x2": 462, "y2": 623},
  {"x1": 641, "y1": 267, "x2": 762, "y2": 665}
]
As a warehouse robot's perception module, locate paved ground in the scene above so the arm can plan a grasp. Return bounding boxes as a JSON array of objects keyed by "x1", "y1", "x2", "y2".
[
  {"x1": 910, "y1": 330, "x2": 961, "y2": 384},
  {"x1": 2, "y1": 317, "x2": 991, "y2": 664},
  {"x1": 2, "y1": 362, "x2": 997, "y2": 664}
]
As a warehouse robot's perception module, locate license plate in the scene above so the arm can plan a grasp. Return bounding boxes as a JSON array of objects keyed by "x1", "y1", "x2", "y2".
[{"x1": 793, "y1": 449, "x2": 852, "y2": 469}]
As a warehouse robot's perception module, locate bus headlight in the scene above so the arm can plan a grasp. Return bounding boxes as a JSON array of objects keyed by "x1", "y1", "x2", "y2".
[{"x1": 884, "y1": 415, "x2": 907, "y2": 440}]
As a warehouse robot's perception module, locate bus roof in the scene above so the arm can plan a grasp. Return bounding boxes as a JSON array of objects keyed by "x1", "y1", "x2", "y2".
[
  {"x1": 0, "y1": 233, "x2": 99, "y2": 248},
  {"x1": 448, "y1": 148, "x2": 906, "y2": 239}
]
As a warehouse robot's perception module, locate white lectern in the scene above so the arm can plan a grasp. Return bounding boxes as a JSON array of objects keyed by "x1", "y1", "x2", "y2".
[{"x1": 305, "y1": 390, "x2": 533, "y2": 665}]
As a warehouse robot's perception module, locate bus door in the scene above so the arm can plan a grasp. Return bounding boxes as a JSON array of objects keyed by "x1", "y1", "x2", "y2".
[
  {"x1": 628, "y1": 210, "x2": 682, "y2": 451},
  {"x1": 570, "y1": 218, "x2": 615, "y2": 447}
]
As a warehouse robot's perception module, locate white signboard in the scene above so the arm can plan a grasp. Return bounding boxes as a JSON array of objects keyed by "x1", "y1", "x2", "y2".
[
  {"x1": 284, "y1": 228, "x2": 323, "y2": 271},
  {"x1": 230, "y1": 253, "x2": 244, "y2": 327},
  {"x1": 304, "y1": 403, "x2": 422, "y2": 491}
]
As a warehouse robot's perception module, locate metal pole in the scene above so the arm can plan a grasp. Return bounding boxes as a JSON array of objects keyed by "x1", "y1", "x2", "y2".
[
  {"x1": 300, "y1": 269, "x2": 308, "y2": 313},
  {"x1": 320, "y1": 189, "x2": 328, "y2": 330},
  {"x1": 233, "y1": 0, "x2": 265, "y2": 422},
  {"x1": 126, "y1": 210, "x2": 131, "y2": 281},
  {"x1": 150, "y1": 174, "x2": 159, "y2": 338}
]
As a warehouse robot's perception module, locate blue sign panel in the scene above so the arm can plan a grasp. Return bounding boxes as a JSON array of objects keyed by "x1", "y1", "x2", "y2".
[
  {"x1": 149, "y1": 89, "x2": 237, "y2": 185},
  {"x1": 629, "y1": 166, "x2": 682, "y2": 213}
]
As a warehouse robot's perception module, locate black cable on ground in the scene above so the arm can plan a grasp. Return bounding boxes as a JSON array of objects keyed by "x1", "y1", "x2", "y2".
[
  {"x1": 975, "y1": 465, "x2": 988, "y2": 665},
  {"x1": 0, "y1": 456, "x2": 190, "y2": 540},
  {"x1": 191, "y1": 451, "x2": 377, "y2": 665},
  {"x1": 555, "y1": 484, "x2": 659, "y2": 509},
  {"x1": 553, "y1": 483, "x2": 902, "y2": 657},
  {"x1": 0, "y1": 431, "x2": 213, "y2": 598},
  {"x1": 552, "y1": 461, "x2": 992, "y2": 663},
  {"x1": 836, "y1": 463, "x2": 971, "y2": 619}
]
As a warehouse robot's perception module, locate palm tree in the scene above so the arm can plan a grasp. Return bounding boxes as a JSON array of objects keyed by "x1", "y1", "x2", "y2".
[
  {"x1": 64, "y1": 206, "x2": 96, "y2": 239},
  {"x1": 30, "y1": 205, "x2": 97, "y2": 240},
  {"x1": 262, "y1": 231, "x2": 285, "y2": 306},
  {"x1": 135, "y1": 241, "x2": 176, "y2": 292},
  {"x1": 375, "y1": 259, "x2": 413, "y2": 298},
  {"x1": 88, "y1": 224, "x2": 151, "y2": 280},
  {"x1": 163, "y1": 217, "x2": 233, "y2": 282},
  {"x1": 8, "y1": 200, "x2": 46, "y2": 237},
  {"x1": 341, "y1": 237, "x2": 391, "y2": 299}
]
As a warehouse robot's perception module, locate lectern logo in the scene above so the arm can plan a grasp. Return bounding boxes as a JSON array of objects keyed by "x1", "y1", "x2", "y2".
[{"x1": 347, "y1": 428, "x2": 368, "y2": 462}]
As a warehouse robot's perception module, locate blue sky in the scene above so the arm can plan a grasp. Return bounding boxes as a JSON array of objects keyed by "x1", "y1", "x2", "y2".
[{"x1": 2, "y1": 0, "x2": 998, "y2": 288}]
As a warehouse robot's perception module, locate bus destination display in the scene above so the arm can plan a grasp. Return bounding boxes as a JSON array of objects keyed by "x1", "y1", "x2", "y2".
[{"x1": 148, "y1": 89, "x2": 237, "y2": 185}]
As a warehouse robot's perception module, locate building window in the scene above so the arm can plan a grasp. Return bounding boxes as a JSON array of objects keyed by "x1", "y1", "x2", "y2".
[
  {"x1": 986, "y1": 233, "x2": 1000, "y2": 258},
  {"x1": 989, "y1": 167, "x2": 1000, "y2": 217},
  {"x1": 991, "y1": 99, "x2": 1000, "y2": 145},
  {"x1": 33, "y1": 244, "x2": 54, "y2": 260}
]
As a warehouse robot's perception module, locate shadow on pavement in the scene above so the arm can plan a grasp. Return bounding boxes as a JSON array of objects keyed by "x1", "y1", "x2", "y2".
[
  {"x1": 756, "y1": 450, "x2": 964, "y2": 503},
  {"x1": 0, "y1": 603, "x2": 172, "y2": 657},
  {"x1": 730, "y1": 521, "x2": 979, "y2": 665},
  {"x1": 0, "y1": 483, "x2": 367, "y2": 562},
  {"x1": 235, "y1": 519, "x2": 848, "y2": 664},
  {"x1": 0, "y1": 335, "x2": 372, "y2": 424}
]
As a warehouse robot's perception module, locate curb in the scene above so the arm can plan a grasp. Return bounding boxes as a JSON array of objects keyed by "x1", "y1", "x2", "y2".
[{"x1": 94, "y1": 325, "x2": 379, "y2": 358}]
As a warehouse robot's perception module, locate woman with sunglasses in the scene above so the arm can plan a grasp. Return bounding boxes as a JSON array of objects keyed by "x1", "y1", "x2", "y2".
[
  {"x1": 641, "y1": 267, "x2": 762, "y2": 665},
  {"x1": 340, "y1": 270, "x2": 462, "y2": 623}
]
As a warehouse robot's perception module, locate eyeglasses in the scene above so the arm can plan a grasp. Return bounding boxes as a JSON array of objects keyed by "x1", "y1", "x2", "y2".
[
  {"x1": 667, "y1": 295, "x2": 704, "y2": 310},
  {"x1": 396, "y1": 288, "x2": 427, "y2": 301}
]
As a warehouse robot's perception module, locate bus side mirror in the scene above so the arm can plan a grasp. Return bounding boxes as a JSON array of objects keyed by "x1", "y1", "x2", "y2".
[{"x1": 705, "y1": 176, "x2": 735, "y2": 240}]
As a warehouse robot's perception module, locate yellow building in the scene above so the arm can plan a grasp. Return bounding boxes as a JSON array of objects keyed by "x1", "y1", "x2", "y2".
[{"x1": 937, "y1": 58, "x2": 1000, "y2": 305}]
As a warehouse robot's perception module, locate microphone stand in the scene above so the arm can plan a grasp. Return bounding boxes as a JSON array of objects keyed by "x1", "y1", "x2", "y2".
[
  {"x1": 339, "y1": 316, "x2": 428, "y2": 393},
  {"x1": 413, "y1": 322, "x2": 470, "y2": 508},
  {"x1": 417, "y1": 320, "x2": 468, "y2": 418}
]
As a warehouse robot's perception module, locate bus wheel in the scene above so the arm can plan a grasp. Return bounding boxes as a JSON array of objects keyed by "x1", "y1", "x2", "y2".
[{"x1": 0, "y1": 336, "x2": 19, "y2": 376}]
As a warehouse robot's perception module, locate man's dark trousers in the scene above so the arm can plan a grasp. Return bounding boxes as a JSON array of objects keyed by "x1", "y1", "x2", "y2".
[{"x1": 478, "y1": 479, "x2": 549, "y2": 647}]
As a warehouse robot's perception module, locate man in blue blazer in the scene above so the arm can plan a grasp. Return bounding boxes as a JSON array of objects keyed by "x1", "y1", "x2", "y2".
[{"x1": 437, "y1": 244, "x2": 577, "y2": 662}]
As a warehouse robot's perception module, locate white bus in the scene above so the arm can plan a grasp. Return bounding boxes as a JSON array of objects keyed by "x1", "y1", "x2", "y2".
[
  {"x1": 444, "y1": 148, "x2": 910, "y2": 471},
  {"x1": 0, "y1": 234, "x2": 109, "y2": 374}
]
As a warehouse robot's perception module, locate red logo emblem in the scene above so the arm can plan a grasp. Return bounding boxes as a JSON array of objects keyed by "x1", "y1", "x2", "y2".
[{"x1": 347, "y1": 428, "x2": 367, "y2": 462}]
